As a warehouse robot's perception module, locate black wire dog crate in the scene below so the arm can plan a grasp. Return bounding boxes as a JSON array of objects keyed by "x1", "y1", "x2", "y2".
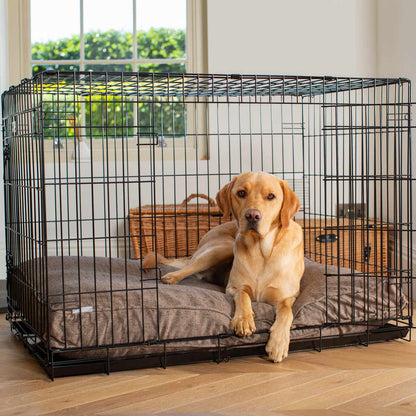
[{"x1": 2, "y1": 71, "x2": 414, "y2": 378}]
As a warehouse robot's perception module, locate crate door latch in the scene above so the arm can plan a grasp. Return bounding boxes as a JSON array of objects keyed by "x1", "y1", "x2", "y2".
[
  {"x1": 316, "y1": 233, "x2": 338, "y2": 243},
  {"x1": 364, "y1": 246, "x2": 371, "y2": 262}
]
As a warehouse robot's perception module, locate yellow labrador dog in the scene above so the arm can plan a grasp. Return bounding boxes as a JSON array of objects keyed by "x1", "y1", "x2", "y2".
[{"x1": 143, "y1": 172, "x2": 304, "y2": 362}]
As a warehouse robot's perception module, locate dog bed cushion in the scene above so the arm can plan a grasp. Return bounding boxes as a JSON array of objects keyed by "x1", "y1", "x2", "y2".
[{"x1": 24, "y1": 256, "x2": 407, "y2": 357}]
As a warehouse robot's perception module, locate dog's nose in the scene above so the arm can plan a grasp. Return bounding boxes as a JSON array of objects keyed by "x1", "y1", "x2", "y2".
[{"x1": 245, "y1": 209, "x2": 262, "y2": 223}]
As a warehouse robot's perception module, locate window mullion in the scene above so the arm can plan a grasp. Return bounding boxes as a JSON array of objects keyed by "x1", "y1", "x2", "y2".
[
  {"x1": 133, "y1": 0, "x2": 138, "y2": 139},
  {"x1": 79, "y1": 0, "x2": 86, "y2": 151},
  {"x1": 80, "y1": 0, "x2": 84, "y2": 71},
  {"x1": 133, "y1": 0, "x2": 138, "y2": 72}
]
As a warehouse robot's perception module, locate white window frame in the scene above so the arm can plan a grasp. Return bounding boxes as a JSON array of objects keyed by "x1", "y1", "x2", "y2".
[
  {"x1": 8, "y1": 0, "x2": 207, "y2": 82},
  {"x1": 7, "y1": 0, "x2": 208, "y2": 160}
]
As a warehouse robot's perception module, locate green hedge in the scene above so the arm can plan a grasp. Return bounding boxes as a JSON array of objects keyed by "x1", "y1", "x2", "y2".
[
  {"x1": 32, "y1": 28, "x2": 186, "y2": 73},
  {"x1": 34, "y1": 29, "x2": 186, "y2": 139}
]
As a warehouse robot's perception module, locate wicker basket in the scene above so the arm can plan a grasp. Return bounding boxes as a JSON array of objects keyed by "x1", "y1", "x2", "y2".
[
  {"x1": 299, "y1": 218, "x2": 390, "y2": 273},
  {"x1": 129, "y1": 193, "x2": 228, "y2": 259}
]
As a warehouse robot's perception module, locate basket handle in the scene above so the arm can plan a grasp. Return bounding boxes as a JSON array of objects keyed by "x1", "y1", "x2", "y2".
[{"x1": 180, "y1": 193, "x2": 217, "y2": 207}]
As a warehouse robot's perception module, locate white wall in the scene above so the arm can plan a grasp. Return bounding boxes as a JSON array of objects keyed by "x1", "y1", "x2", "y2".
[
  {"x1": 0, "y1": 0, "x2": 8, "y2": 280},
  {"x1": 207, "y1": 0, "x2": 377, "y2": 76},
  {"x1": 377, "y1": 0, "x2": 416, "y2": 79},
  {"x1": 377, "y1": 0, "x2": 416, "y2": 275}
]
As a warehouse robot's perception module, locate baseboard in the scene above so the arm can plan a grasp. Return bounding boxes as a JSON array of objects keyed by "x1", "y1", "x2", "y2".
[
  {"x1": 401, "y1": 242, "x2": 415, "y2": 297},
  {"x1": 0, "y1": 279, "x2": 6, "y2": 313},
  {"x1": 0, "y1": 242, "x2": 5, "y2": 313},
  {"x1": 0, "y1": 243, "x2": 5, "y2": 279}
]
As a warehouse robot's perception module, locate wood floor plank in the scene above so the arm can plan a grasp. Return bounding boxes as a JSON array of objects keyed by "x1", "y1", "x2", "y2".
[
  {"x1": 101, "y1": 372, "x2": 290, "y2": 415},
  {"x1": 336, "y1": 405, "x2": 416, "y2": 416},
  {"x1": 392, "y1": 392, "x2": 416, "y2": 407},
  {"x1": 42, "y1": 373, "x2": 240, "y2": 416},
  {"x1": 333, "y1": 376, "x2": 416, "y2": 409},
  {"x1": 167, "y1": 370, "x2": 341, "y2": 414},
  {"x1": 276, "y1": 368, "x2": 416, "y2": 410},
  {"x1": 222, "y1": 410, "x2": 287, "y2": 416},
  {"x1": 237, "y1": 353, "x2": 334, "y2": 372},
  {"x1": 142, "y1": 372, "x2": 290, "y2": 415},
  {"x1": 220, "y1": 369, "x2": 384, "y2": 413},
  {"x1": 0, "y1": 373, "x2": 198, "y2": 416},
  {"x1": 222, "y1": 411, "x2": 287, "y2": 416},
  {"x1": 277, "y1": 409, "x2": 361, "y2": 416},
  {"x1": 0, "y1": 375, "x2": 111, "y2": 399},
  {"x1": 0, "y1": 373, "x2": 148, "y2": 410},
  {"x1": 285, "y1": 343, "x2": 413, "y2": 370},
  {"x1": 370, "y1": 340, "x2": 416, "y2": 354}
]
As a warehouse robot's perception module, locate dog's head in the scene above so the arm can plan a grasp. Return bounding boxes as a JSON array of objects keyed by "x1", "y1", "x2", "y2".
[{"x1": 216, "y1": 172, "x2": 300, "y2": 237}]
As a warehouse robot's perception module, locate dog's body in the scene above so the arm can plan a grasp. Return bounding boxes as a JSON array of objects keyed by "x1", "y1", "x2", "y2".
[{"x1": 143, "y1": 172, "x2": 304, "y2": 362}]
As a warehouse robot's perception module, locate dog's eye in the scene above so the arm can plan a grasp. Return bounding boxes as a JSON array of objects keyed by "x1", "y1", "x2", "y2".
[
  {"x1": 267, "y1": 193, "x2": 275, "y2": 200},
  {"x1": 237, "y1": 190, "x2": 246, "y2": 198}
]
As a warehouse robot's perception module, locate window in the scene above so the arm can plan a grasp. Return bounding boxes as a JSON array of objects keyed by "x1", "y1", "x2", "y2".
[
  {"x1": 30, "y1": 0, "x2": 188, "y2": 74},
  {"x1": 7, "y1": 0, "x2": 206, "y2": 83},
  {"x1": 8, "y1": 0, "x2": 206, "y2": 160}
]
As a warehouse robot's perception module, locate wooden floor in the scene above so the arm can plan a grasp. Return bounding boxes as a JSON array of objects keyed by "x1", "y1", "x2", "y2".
[{"x1": 1, "y1": 313, "x2": 415, "y2": 416}]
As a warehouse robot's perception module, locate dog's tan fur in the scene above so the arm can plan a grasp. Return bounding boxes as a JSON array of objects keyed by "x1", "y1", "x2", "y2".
[{"x1": 143, "y1": 172, "x2": 304, "y2": 362}]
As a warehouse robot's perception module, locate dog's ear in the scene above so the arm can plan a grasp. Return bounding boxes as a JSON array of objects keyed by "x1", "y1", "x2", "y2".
[
  {"x1": 216, "y1": 177, "x2": 237, "y2": 220},
  {"x1": 279, "y1": 180, "x2": 300, "y2": 228}
]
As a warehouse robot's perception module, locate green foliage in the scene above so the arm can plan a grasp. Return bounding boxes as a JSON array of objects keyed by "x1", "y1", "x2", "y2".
[
  {"x1": 33, "y1": 29, "x2": 186, "y2": 139},
  {"x1": 137, "y1": 28, "x2": 185, "y2": 60},
  {"x1": 32, "y1": 28, "x2": 186, "y2": 74},
  {"x1": 42, "y1": 96, "x2": 186, "y2": 142},
  {"x1": 84, "y1": 30, "x2": 133, "y2": 60},
  {"x1": 32, "y1": 35, "x2": 81, "y2": 61}
]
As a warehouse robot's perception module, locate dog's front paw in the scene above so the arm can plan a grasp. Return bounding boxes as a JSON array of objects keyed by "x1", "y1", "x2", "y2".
[
  {"x1": 265, "y1": 333, "x2": 289, "y2": 363},
  {"x1": 161, "y1": 272, "x2": 180, "y2": 285},
  {"x1": 231, "y1": 314, "x2": 256, "y2": 337}
]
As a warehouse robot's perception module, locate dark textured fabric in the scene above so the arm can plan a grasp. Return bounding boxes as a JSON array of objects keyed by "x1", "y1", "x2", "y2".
[{"x1": 24, "y1": 256, "x2": 407, "y2": 358}]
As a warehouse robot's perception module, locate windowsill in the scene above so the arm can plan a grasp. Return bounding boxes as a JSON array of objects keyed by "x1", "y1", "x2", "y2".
[{"x1": 43, "y1": 137, "x2": 206, "y2": 163}]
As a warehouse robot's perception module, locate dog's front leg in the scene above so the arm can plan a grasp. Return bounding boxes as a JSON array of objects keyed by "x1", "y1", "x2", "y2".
[
  {"x1": 227, "y1": 285, "x2": 256, "y2": 337},
  {"x1": 264, "y1": 288, "x2": 295, "y2": 363}
]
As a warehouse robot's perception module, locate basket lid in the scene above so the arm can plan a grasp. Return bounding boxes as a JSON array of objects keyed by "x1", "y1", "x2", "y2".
[{"x1": 130, "y1": 193, "x2": 223, "y2": 216}]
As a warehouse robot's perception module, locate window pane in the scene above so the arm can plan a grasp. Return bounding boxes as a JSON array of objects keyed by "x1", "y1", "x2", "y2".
[
  {"x1": 84, "y1": 64, "x2": 133, "y2": 72},
  {"x1": 85, "y1": 96, "x2": 136, "y2": 139},
  {"x1": 84, "y1": 0, "x2": 133, "y2": 60},
  {"x1": 139, "y1": 63, "x2": 186, "y2": 74},
  {"x1": 137, "y1": 0, "x2": 186, "y2": 59},
  {"x1": 152, "y1": 99, "x2": 186, "y2": 138},
  {"x1": 135, "y1": 73, "x2": 186, "y2": 137},
  {"x1": 31, "y1": 0, "x2": 80, "y2": 60},
  {"x1": 32, "y1": 64, "x2": 80, "y2": 75}
]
